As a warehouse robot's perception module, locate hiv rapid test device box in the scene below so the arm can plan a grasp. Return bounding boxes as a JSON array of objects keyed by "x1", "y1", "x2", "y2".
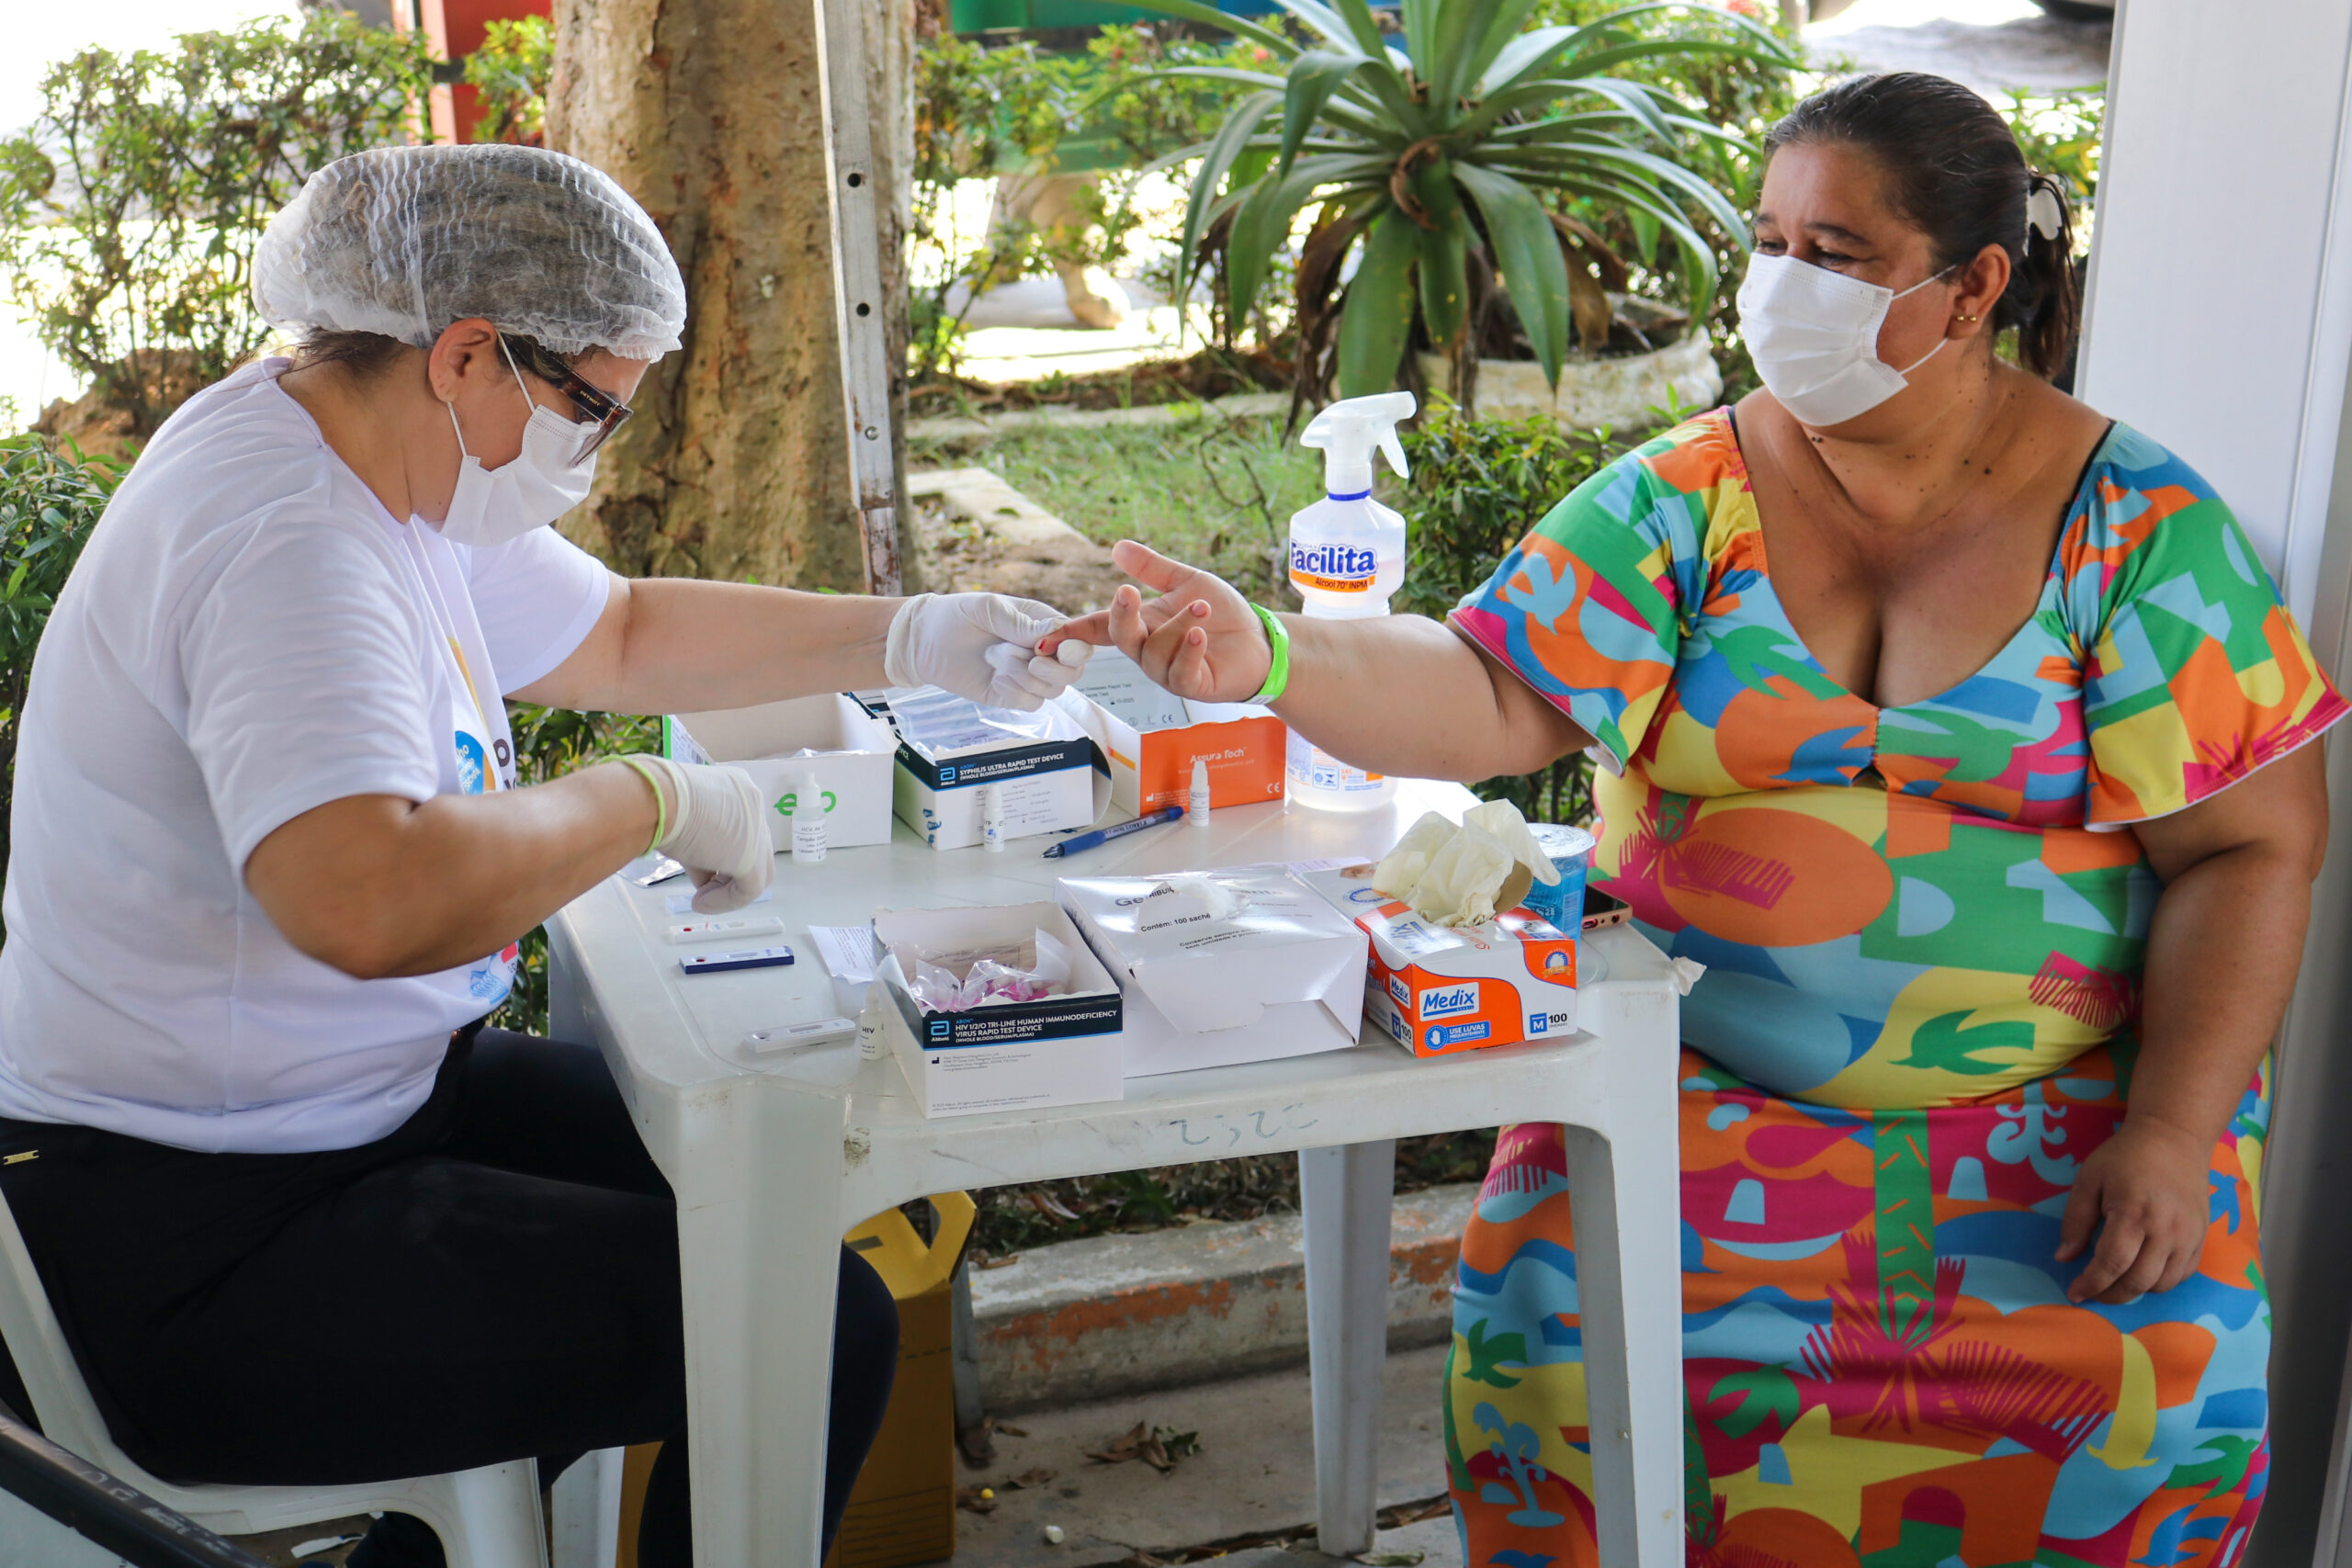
[
  {"x1": 872, "y1": 903, "x2": 1125, "y2": 1117},
  {"x1": 1303, "y1": 863, "x2": 1578, "y2": 1057}
]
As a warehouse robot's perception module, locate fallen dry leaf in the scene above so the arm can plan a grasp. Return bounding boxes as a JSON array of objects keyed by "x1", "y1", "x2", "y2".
[
  {"x1": 1003, "y1": 1467, "x2": 1057, "y2": 1489},
  {"x1": 1025, "y1": 1188, "x2": 1082, "y2": 1222},
  {"x1": 955, "y1": 1485, "x2": 998, "y2": 1516},
  {"x1": 1085, "y1": 1420, "x2": 1150, "y2": 1465},
  {"x1": 996, "y1": 1421, "x2": 1029, "y2": 1437}
]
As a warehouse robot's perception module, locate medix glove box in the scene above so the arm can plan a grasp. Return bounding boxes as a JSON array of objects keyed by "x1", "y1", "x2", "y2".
[
  {"x1": 1068, "y1": 650, "x2": 1286, "y2": 816},
  {"x1": 885, "y1": 687, "x2": 1109, "y2": 851},
  {"x1": 872, "y1": 902, "x2": 1125, "y2": 1117},
  {"x1": 1057, "y1": 869, "x2": 1368, "y2": 1077},
  {"x1": 1302, "y1": 863, "x2": 1577, "y2": 1057},
  {"x1": 663, "y1": 694, "x2": 897, "y2": 849}
]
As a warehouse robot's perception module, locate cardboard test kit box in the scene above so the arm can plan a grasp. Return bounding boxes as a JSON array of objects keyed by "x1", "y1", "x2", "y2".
[
  {"x1": 1304, "y1": 864, "x2": 1578, "y2": 1057},
  {"x1": 1057, "y1": 869, "x2": 1368, "y2": 1077},
  {"x1": 664, "y1": 694, "x2": 897, "y2": 850},
  {"x1": 1069, "y1": 649, "x2": 1286, "y2": 816},
  {"x1": 886, "y1": 687, "x2": 1109, "y2": 851},
  {"x1": 873, "y1": 902, "x2": 1125, "y2": 1117}
]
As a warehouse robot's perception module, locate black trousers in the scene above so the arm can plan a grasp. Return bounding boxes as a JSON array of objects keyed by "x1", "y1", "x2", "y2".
[{"x1": 0, "y1": 1027, "x2": 898, "y2": 1565}]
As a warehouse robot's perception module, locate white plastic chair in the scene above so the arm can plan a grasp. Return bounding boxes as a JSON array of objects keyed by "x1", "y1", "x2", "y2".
[{"x1": 0, "y1": 1185, "x2": 553, "y2": 1568}]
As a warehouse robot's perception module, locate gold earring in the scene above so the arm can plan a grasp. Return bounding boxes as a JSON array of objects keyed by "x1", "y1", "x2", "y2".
[{"x1": 1957, "y1": 311, "x2": 1981, "y2": 323}]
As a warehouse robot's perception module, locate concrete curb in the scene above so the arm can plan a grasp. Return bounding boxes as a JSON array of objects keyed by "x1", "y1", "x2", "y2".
[
  {"x1": 904, "y1": 466, "x2": 1126, "y2": 612},
  {"x1": 909, "y1": 390, "x2": 1292, "y2": 445},
  {"x1": 970, "y1": 1182, "x2": 1475, "y2": 1414}
]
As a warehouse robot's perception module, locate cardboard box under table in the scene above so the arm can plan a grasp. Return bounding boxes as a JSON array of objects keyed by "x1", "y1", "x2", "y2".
[
  {"x1": 613, "y1": 1193, "x2": 975, "y2": 1568},
  {"x1": 1057, "y1": 869, "x2": 1369, "y2": 1077},
  {"x1": 663, "y1": 694, "x2": 896, "y2": 850},
  {"x1": 1069, "y1": 649, "x2": 1285, "y2": 815},
  {"x1": 873, "y1": 902, "x2": 1124, "y2": 1117},
  {"x1": 1304, "y1": 863, "x2": 1578, "y2": 1056}
]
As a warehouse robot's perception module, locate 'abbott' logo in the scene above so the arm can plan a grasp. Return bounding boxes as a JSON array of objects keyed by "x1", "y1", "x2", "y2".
[{"x1": 1418, "y1": 983, "x2": 1479, "y2": 1021}]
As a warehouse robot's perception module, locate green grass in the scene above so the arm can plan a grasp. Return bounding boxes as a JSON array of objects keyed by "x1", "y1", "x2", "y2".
[{"x1": 913, "y1": 409, "x2": 1396, "y2": 607}]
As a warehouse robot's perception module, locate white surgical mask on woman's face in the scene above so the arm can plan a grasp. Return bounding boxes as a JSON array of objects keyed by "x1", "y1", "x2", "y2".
[
  {"x1": 432, "y1": 343, "x2": 600, "y2": 547},
  {"x1": 1736, "y1": 252, "x2": 1956, "y2": 428}
]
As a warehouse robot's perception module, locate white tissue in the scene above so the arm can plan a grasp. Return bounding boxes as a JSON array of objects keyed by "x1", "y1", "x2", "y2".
[{"x1": 1369, "y1": 800, "x2": 1562, "y2": 927}]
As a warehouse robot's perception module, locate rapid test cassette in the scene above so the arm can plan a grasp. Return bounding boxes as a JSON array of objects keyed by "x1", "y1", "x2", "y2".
[{"x1": 681, "y1": 946, "x2": 795, "y2": 976}]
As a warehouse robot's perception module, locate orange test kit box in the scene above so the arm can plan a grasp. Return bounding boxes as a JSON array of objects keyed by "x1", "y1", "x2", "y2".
[
  {"x1": 1072, "y1": 649, "x2": 1285, "y2": 815},
  {"x1": 1303, "y1": 864, "x2": 1577, "y2": 1056}
]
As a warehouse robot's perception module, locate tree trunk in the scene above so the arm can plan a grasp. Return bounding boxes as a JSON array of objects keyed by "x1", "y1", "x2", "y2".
[{"x1": 546, "y1": 0, "x2": 912, "y2": 589}]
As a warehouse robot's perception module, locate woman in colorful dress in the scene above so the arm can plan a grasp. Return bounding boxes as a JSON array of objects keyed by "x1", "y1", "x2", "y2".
[{"x1": 1057, "y1": 72, "x2": 2341, "y2": 1568}]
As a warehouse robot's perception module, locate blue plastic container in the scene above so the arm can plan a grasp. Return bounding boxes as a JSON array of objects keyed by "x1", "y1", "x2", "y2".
[{"x1": 1519, "y1": 823, "x2": 1594, "y2": 934}]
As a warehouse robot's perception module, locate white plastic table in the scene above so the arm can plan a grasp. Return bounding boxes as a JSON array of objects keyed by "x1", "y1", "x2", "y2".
[{"x1": 546, "y1": 778, "x2": 1685, "y2": 1566}]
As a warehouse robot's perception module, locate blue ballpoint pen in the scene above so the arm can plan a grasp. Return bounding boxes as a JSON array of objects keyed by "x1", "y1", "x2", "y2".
[{"x1": 1042, "y1": 806, "x2": 1185, "y2": 858}]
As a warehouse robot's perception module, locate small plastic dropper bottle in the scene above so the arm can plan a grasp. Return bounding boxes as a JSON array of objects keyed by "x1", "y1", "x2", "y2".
[
  {"x1": 979, "y1": 784, "x2": 1006, "y2": 852},
  {"x1": 1188, "y1": 757, "x2": 1212, "y2": 825},
  {"x1": 790, "y1": 771, "x2": 827, "y2": 863}
]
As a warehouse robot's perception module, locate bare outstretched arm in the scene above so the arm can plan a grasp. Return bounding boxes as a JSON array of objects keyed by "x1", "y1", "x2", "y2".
[{"x1": 1047, "y1": 540, "x2": 1590, "y2": 784}]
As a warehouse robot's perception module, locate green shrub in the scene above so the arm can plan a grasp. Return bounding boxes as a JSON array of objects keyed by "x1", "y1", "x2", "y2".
[
  {"x1": 1396, "y1": 400, "x2": 1625, "y2": 827},
  {"x1": 465, "y1": 16, "x2": 553, "y2": 146},
  {"x1": 0, "y1": 437, "x2": 122, "y2": 882},
  {"x1": 490, "y1": 705, "x2": 662, "y2": 1035},
  {"x1": 910, "y1": 24, "x2": 1265, "y2": 378},
  {"x1": 0, "y1": 13, "x2": 434, "y2": 442}
]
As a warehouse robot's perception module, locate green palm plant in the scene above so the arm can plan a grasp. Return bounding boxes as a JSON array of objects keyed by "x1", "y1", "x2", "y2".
[{"x1": 1137, "y1": 0, "x2": 1795, "y2": 400}]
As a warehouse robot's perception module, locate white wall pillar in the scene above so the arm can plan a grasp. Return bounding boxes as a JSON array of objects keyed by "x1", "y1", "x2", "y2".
[{"x1": 2077, "y1": 6, "x2": 2352, "y2": 1564}]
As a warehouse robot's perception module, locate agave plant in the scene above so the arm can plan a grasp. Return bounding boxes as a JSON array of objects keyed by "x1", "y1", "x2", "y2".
[{"x1": 1137, "y1": 0, "x2": 1795, "y2": 400}]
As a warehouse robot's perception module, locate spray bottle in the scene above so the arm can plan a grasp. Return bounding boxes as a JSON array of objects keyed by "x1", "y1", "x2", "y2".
[{"x1": 1283, "y1": 390, "x2": 1414, "y2": 811}]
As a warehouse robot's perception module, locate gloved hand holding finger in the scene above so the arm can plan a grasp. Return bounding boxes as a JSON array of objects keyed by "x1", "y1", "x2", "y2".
[
  {"x1": 887, "y1": 592, "x2": 1089, "y2": 711},
  {"x1": 625, "y1": 756, "x2": 775, "y2": 913}
]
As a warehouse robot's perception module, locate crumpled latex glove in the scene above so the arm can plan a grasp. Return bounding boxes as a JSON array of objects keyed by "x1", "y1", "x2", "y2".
[
  {"x1": 631, "y1": 756, "x2": 775, "y2": 912},
  {"x1": 885, "y1": 592, "x2": 1094, "y2": 713},
  {"x1": 1370, "y1": 799, "x2": 1559, "y2": 926},
  {"x1": 1463, "y1": 800, "x2": 1563, "y2": 887},
  {"x1": 1373, "y1": 812, "x2": 1456, "y2": 905}
]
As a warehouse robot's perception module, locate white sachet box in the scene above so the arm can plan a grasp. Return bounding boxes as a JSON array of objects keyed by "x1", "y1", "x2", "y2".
[
  {"x1": 1057, "y1": 869, "x2": 1369, "y2": 1077},
  {"x1": 664, "y1": 694, "x2": 896, "y2": 849}
]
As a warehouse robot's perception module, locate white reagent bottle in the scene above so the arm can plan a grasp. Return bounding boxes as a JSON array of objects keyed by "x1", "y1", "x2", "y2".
[
  {"x1": 1284, "y1": 389, "x2": 1415, "y2": 812},
  {"x1": 790, "y1": 770, "x2": 827, "y2": 863}
]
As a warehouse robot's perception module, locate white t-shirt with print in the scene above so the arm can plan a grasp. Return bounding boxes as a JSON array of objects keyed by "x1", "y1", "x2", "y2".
[{"x1": 0, "y1": 358, "x2": 612, "y2": 1154}]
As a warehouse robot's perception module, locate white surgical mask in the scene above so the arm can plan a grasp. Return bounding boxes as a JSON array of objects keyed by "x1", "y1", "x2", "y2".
[
  {"x1": 1736, "y1": 253, "x2": 1955, "y2": 428},
  {"x1": 433, "y1": 343, "x2": 599, "y2": 547}
]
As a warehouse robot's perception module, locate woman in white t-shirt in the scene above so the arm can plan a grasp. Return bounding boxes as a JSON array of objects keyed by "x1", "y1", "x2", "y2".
[{"x1": 0, "y1": 144, "x2": 1078, "y2": 1568}]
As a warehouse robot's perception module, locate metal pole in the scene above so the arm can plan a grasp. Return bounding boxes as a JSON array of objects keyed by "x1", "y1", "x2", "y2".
[{"x1": 812, "y1": 0, "x2": 906, "y2": 597}]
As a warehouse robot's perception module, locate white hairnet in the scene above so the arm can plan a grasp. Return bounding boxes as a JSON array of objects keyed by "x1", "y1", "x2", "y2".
[{"x1": 253, "y1": 143, "x2": 685, "y2": 362}]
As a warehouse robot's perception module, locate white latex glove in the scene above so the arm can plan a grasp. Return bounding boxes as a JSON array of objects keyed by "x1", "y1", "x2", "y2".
[
  {"x1": 632, "y1": 756, "x2": 775, "y2": 913},
  {"x1": 885, "y1": 592, "x2": 1093, "y2": 712}
]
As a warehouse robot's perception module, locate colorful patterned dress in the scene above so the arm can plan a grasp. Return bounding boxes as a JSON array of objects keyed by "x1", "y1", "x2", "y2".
[{"x1": 1442, "y1": 411, "x2": 2347, "y2": 1568}]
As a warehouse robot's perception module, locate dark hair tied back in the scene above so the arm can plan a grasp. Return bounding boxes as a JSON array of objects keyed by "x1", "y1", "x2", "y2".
[{"x1": 1765, "y1": 73, "x2": 2080, "y2": 380}]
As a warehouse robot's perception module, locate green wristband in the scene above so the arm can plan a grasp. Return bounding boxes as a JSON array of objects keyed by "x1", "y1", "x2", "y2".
[
  {"x1": 617, "y1": 755, "x2": 670, "y2": 858},
  {"x1": 1247, "y1": 603, "x2": 1290, "y2": 705}
]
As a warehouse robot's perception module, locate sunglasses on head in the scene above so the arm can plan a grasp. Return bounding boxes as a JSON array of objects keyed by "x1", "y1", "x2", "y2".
[{"x1": 500, "y1": 333, "x2": 634, "y2": 466}]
